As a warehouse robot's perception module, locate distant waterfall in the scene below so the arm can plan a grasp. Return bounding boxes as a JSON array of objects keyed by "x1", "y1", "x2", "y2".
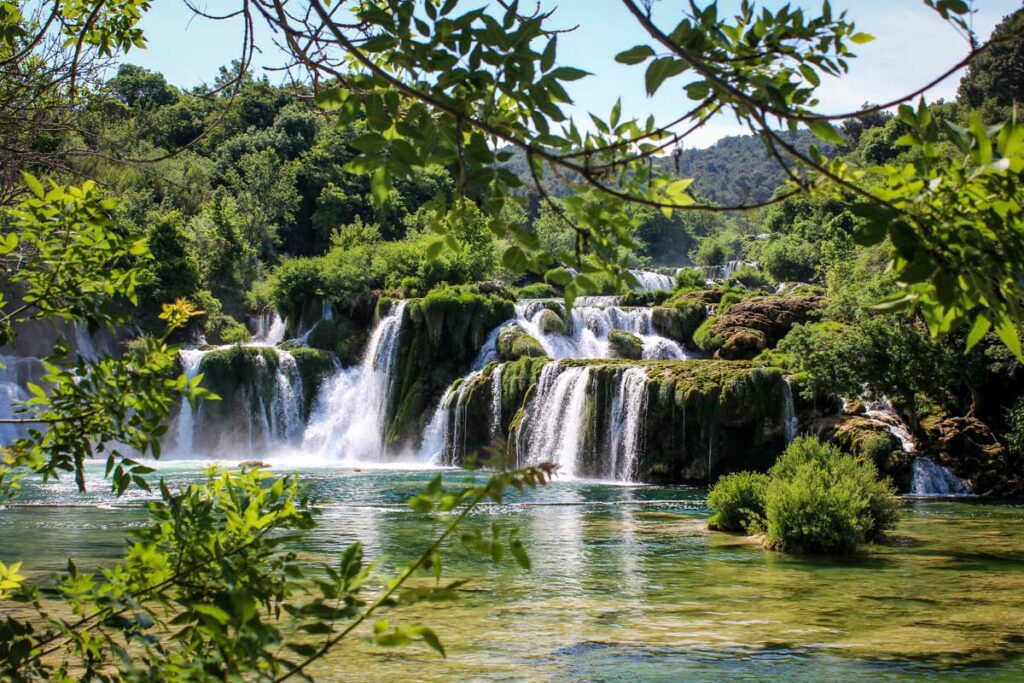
[
  {"x1": 0, "y1": 355, "x2": 38, "y2": 446},
  {"x1": 629, "y1": 269, "x2": 675, "y2": 291},
  {"x1": 513, "y1": 300, "x2": 689, "y2": 360},
  {"x1": 490, "y1": 364, "x2": 504, "y2": 441},
  {"x1": 300, "y1": 301, "x2": 407, "y2": 462},
  {"x1": 606, "y1": 367, "x2": 649, "y2": 481},
  {"x1": 911, "y1": 457, "x2": 972, "y2": 496},
  {"x1": 684, "y1": 260, "x2": 759, "y2": 283}
]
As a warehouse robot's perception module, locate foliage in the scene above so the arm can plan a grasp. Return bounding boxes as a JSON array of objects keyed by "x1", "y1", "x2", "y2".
[
  {"x1": 763, "y1": 437, "x2": 900, "y2": 554},
  {"x1": 693, "y1": 235, "x2": 731, "y2": 266},
  {"x1": 513, "y1": 282, "x2": 557, "y2": 299},
  {"x1": 758, "y1": 234, "x2": 819, "y2": 283},
  {"x1": 728, "y1": 265, "x2": 772, "y2": 290},
  {"x1": 707, "y1": 471, "x2": 768, "y2": 533},
  {"x1": 675, "y1": 268, "x2": 706, "y2": 289},
  {"x1": 0, "y1": 463, "x2": 556, "y2": 681},
  {"x1": 1007, "y1": 395, "x2": 1024, "y2": 457}
]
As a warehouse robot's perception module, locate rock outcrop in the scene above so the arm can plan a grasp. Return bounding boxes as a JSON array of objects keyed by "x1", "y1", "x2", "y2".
[{"x1": 695, "y1": 295, "x2": 824, "y2": 359}]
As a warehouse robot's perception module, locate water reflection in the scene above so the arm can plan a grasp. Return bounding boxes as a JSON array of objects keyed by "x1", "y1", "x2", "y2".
[{"x1": 2, "y1": 466, "x2": 1024, "y2": 681}]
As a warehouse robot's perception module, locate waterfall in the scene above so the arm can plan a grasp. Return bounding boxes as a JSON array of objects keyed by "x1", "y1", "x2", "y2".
[
  {"x1": 271, "y1": 350, "x2": 304, "y2": 442},
  {"x1": 606, "y1": 367, "x2": 649, "y2": 481},
  {"x1": 864, "y1": 398, "x2": 915, "y2": 452},
  {"x1": 253, "y1": 310, "x2": 287, "y2": 345},
  {"x1": 490, "y1": 364, "x2": 504, "y2": 441},
  {"x1": 782, "y1": 379, "x2": 798, "y2": 444},
  {"x1": 300, "y1": 300, "x2": 407, "y2": 462},
  {"x1": 513, "y1": 300, "x2": 689, "y2": 360},
  {"x1": 519, "y1": 362, "x2": 592, "y2": 477},
  {"x1": 0, "y1": 355, "x2": 41, "y2": 446},
  {"x1": 629, "y1": 269, "x2": 675, "y2": 292},
  {"x1": 686, "y1": 260, "x2": 760, "y2": 283},
  {"x1": 72, "y1": 322, "x2": 98, "y2": 361},
  {"x1": 910, "y1": 457, "x2": 972, "y2": 496},
  {"x1": 173, "y1": 349, "x2": 206, "y2": 456}
]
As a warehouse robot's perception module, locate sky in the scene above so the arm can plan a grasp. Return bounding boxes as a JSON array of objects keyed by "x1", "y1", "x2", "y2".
[{"x1": 127, "y1": 0, "x2": 1021, "y2": 148}]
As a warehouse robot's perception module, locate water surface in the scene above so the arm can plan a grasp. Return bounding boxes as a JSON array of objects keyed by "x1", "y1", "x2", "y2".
[{"x1": 2, "y1": 463, "x2": 1023, "y2": 682}]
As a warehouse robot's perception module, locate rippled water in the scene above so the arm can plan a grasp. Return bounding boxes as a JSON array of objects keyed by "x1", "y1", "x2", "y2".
[{"x1": 3, "y1": 463, "x2": 1024, "y2": 682}]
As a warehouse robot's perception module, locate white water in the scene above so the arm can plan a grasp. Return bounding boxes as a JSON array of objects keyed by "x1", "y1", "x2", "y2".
[
  {"x1": 299, "y1": 301, "x2": 407, "y2": 462},
  {"x1": 864, "y1": 398, "x2": 915, "y2": 452},
  {"x1": 629, "y1": 269, "x2": 675, "y2": 292},
  {"x1": 173, "y1": 349, "x2": 206, "y2": 456},
  {"x1": 681, "y1": 260, "x2": 760, "y2": 283},
  {"x1": 512, "y1": 300, "x2": 689, "y2": 361},
  {"x1": 518, "y1": 363, "x2": 593, "y2": 477},
  {"x1": 0, "y1": 356, "x2": 37, "y2": 445},
  {"x1": 253, "y1": 310, "x2": 287, "y2": 346},
  {"x1": 606, "y1": 367, "x2": 649, "y2": 481},
  {"x1": 782, "y1": 379, "x2": 799, "y2": 444},
  {"x1": 911, "y1": 456, "x2": 972, "y2": 496},
  {"x1": 490, "y1": 364, "x2": 504, "y2": 441}
]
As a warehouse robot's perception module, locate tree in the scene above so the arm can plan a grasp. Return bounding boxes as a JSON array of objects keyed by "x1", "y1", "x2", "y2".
[
  {"x1": 958, "y1": 10, "x2": 1024, "y2": 111},
  {"x1": 106, "y1": 63, "x2": 178, "y2": 110}
]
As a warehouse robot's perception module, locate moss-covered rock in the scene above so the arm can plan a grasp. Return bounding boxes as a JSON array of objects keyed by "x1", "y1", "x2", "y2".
[
  {"x1": 289, "y1": 347, "x2": 338, "y2": 415},
  {"x1": 538, "y1": 308, "x2": 566, "y2": 334},
  {"x1": 810, "y1": 414, "x2": 910, "y2": 487},
  {"x1": 608, "y1": 329, "x2": 643, "y2": 360},
  {"x1": 920, "y1": 415, "x2": 1022, "y2": 497},
  {"x1": 497, "y1": 324, "x2": 547, "y2": 361},
  {"x1": 384, "y1": 286, "x2": 516, "y2": 450},
  {"x1": 696, "y1": 295, "x2": 824, "y2": 359},
  {"x1": 442, "y1": 358, "x2": 800, "y2": 484}
]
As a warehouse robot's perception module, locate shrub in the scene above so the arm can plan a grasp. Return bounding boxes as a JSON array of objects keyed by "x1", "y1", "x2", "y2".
[
  {"x1": 515, "y1": 282, "x2": 557, "y2": 298},
  {"x1": 675, "y1": 268, "x2": 706, "y2": 289},
  {"x1": 707, "y1": 472, "x2": 769, "y2": 533},
  {"x1": 693, "y1": 236, "x2": 730, "y2": 266},
  {"x1": 1008, "y1": 395, "x2": 1024, "y2": 456},
  {"x1": 764, "y1": 436, "x2": 900, "y2": 553},
  {"x1": 219, "y1": 321, "x2": 252, "y2": 344},
  {"x1": 729, "y1": 265, "x2": 771, "y2": 290},
  {"x1": 760, "y1": 234, "x2": 819, "y2": 283}
]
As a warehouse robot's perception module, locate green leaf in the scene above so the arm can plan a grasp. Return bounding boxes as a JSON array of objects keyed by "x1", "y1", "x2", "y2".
[
  {"x1": 965, "y1": 314, "x2": 992, "y2": 353},
  {"x1": 20, "y1": 171, "x2": 44, "y2": 198},
  {"x1": 849, "y1": 32, "x2": 875, "y2": 44},
  {"x1": 808, "y1": 119, "x2": 844, "y2": 146},
  {"x1": 615, "y1": 44, "x2": 656, "y2": 65},
  {"x1": 995, "y1": 316, "x2": 1023, "y2": 361},
  {"x1": 645, "y1": 57, "x2": 687, "y2": 95},
  {"x1": 549, "y1": 67, "x2": 589, "y2": 82}
]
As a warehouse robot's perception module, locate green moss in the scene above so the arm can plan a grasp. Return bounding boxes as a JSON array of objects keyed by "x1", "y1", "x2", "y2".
[
  {"x1": 205, "y1": 314, "x2": 251, "y2": 345},
  {"x1": 384, "y1": 286, "x2": 516, "y2": 449},
  {"x1": 304, "y1": 317, "x2": 366, "y2": 366},
  {"x1": 289, "y1": 347, "x2": 338, "y2": 415},
  {"x1": 538, "y1": 308, "x2": 565, "y2": 334},
  {"x1": 651, "y1": 303, "x2": 705, "y2": 345},
  {"x1": 608, "y1": 329, "x2": 643, "y2": 360},
  {"x1": 513, "y1": 282, "x2": 557, "y2": 298},
  {"x1": 497, "y1": 325, "x2": 547, "y2": 361}
]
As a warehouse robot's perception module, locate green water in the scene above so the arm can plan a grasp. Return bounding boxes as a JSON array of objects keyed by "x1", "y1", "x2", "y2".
[{"x1": 2, "y1": 463, "x2": 1024, "y2": 681}]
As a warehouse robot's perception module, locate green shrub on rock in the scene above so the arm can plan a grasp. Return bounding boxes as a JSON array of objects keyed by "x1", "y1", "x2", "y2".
[
  {"x1": 514, "y1": 282, "x2": 557, "y2": 298},
  {"x1": 708, "y1": 472, "x2": 769, "y2": 533},
  {"x1": 675, "y1": 268, "x2": 706, "y2": 290},
  {"x1": 608, "y1": 329, "x2": 643, "y2": 360}
]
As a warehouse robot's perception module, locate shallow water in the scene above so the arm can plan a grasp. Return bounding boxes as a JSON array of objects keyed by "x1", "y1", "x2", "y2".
[{"x1": 2, "y1": 463, "x2": 1023, "y2": 682}]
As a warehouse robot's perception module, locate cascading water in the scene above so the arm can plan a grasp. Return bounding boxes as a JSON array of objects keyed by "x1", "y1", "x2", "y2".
[
  {"x1": 629, "y1": 269, "x2": 675, "y2": 292},
  {"x1": 864, "y1": 398, "x2": 915, "y2": 452},
  {"x1": 253, "y1": 310, "x2": 287, "y2": 346},
  {"x1": 682, "y1": 260, "x2": 760, "y2": 283},
  {"x1": 513, "y1": 300, "x2": 689, "y2": 361},
  {"x1": 300, "y1": 301, "x2": 407, "y2": 462},
  {"x1": 782, "y1": 379, "x2": 799, "y2": 444},
  {"x1": 490, "y1": 364, "x2": 504, "y2": 441},
  {"x1": 606, "y1": 367, "x2": 649, "y2": 481},
  {"x1": 0, "y1": 355, "x2": 38, "y2": 446},
  {"x1": 910, "y1": 457, "x2": 972, "y2": 496},
  {"x1": 518, "y1": 362, "x2": 592, "y2": 477},
  {"x1": 173, "y1": 349, "x2": 206, "y2": 456}
]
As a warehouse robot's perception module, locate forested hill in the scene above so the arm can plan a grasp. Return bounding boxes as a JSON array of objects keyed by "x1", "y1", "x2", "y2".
[{"x1": 501, "y1": 129, "x2": 824, "y2": 206}]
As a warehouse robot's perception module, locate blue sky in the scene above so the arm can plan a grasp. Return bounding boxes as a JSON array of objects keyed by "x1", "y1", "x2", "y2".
[{"x1": 128, "y1": 1, "x2": 1020, "y2": 148}]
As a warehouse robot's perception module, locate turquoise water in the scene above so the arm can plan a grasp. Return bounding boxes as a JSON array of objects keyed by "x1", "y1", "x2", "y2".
[{"x1": 2, "y1": 463, "x2": 1024, "y2": 681}]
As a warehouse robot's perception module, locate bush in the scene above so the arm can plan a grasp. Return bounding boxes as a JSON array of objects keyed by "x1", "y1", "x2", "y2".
[
  {"x1": 760, "y1": 234, "x2": 819, "y2": 283},
  {"x1": 706, "y1": 436, "x2": 900, "y2": 554},
  {"x1": 728, "y1": 266, "x2": 771, "y2": 290},
  {"x1": 707, "y1": 472, "x2": 769, "y2": 533},
  {"x1": 1008, "y1": 395, "x2": 1024, "y2": 456},
  {"x1": 675, "y1": 268, "x2": 706, "y2": 289},
  {"x1": 764, "y1": 437, "x2": 900, "y2": 553},
  {"x1": 514, "y1": 282, "x2": 557, "y2": 298},
  {"x1": 693, "y1": 236, "x2": 730, "y2": 266}
]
